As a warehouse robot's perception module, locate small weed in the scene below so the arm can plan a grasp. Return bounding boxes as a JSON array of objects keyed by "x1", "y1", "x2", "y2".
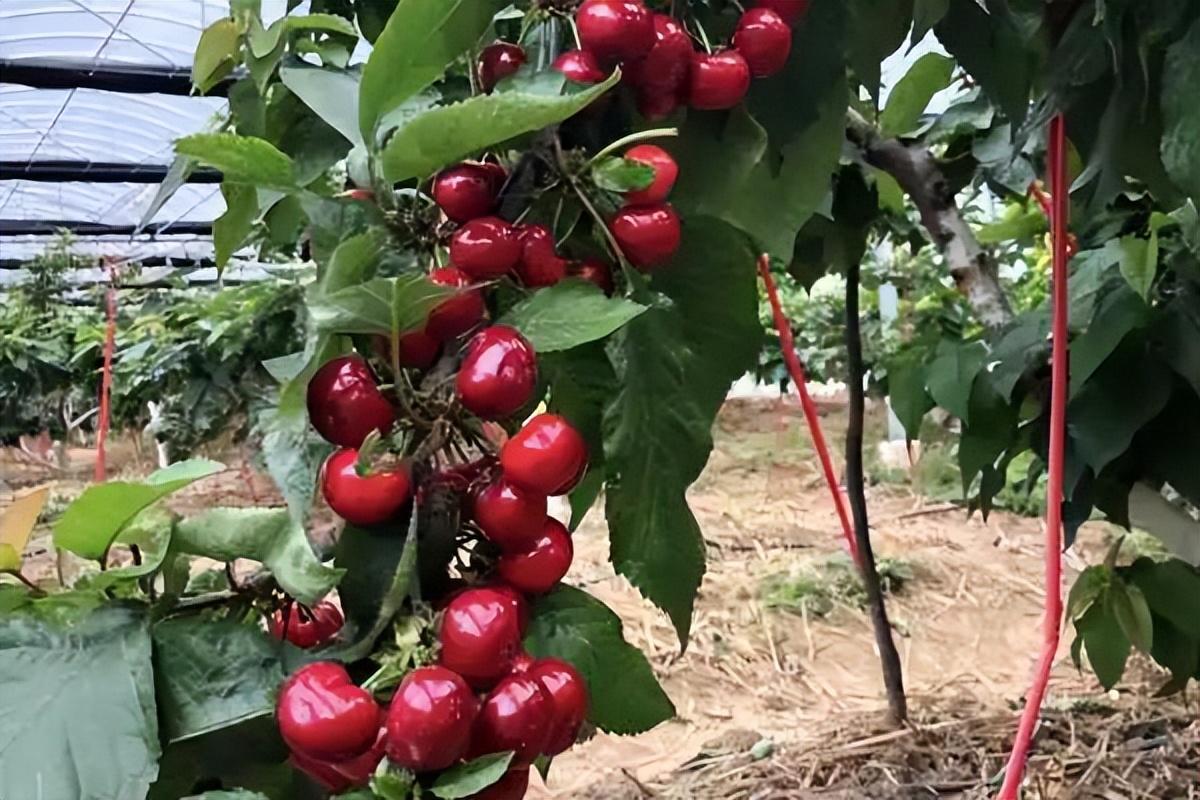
[{"x1": 761, "y1": 553, "x2": 915, "y2": 617}]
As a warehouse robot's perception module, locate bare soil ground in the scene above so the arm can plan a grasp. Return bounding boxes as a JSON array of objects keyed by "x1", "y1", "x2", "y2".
[{"x1": 3, "y1": 399, "x2": 1197, "y2": 798}]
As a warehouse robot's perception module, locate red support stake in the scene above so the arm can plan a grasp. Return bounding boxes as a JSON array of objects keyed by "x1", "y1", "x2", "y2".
[
  {"x1": 997, "y1": 113, "x2": 1071, "y2": 799},
  {"x1": 94, "y1": 257, "x2": 118, "y2": 483},
  {"x1": 756, "y1": 255, "x2": 860, "y2": 566}
]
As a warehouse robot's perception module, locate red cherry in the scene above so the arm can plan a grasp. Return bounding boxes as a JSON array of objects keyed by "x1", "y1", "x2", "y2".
[
  {"x1": 474, "y1": 479, "x2": 548, "y2": 551},
  {"x1": 478, "y1": 42, "x2": 526, "y2": 92},
  {"x1": 375, "y1": 331, "x2": 441, "y2": 370},
  {"x1": 433, "y1": 163, "x2": 502, "y2": 223},
  {"x1": 427, "y1": 267, "x2": 486, "y2": 341},
  {"x1": 573, "y1": 258, "x2": 615, "y2": 295},
  {"x1": 471, "y1": 674, "x2": 555, "y2": 764},
  {"x1": 576, "y1": 0, "x2": 654, "y2": 63},
  {"x1": 624, "y1": 13, "x2": 691, "y2": 97},
  {"x1": 450, "y1": 216, "x2": 523, "y2": 280},
  {"x1": 516, "y1": 224, "x2": 569, "y2": 288},
  {"x1": 277, "y1": 662, "x2": 380, "y2": 762},
  {"x1": 733, "y1": 8, "x2": 792, "y2": 77},
  {"x1": 688, "y1": 50, "x2": 751, "y2": 110},
  {"x1": 553, "y1": 49, "x2": 607, "y2": 84},
  {"x1": 526, "y1": 658, "x2": 589, "y2": 755},
  {"x1": 321, "y1": 448, "x2": 412, "y2": 527},
  {"x1": 386, "y1": 666, "x2": 480, "y2": 772},
  {"x1": 439, "y1": 587, "x2": 528, "y2": 688},
  {"x1": 289, "y1": 715, "x2": 386, "y2": 790},
  {"x1": 752, "y1": 0, "x2": 810, "y2": 26},
  {"x1": 270, "y1": 600, "x2": 344, "y2": 649},
  {"x1": 467, "y1": 769, "x2": 530, "y2": 800},
  {"x1": 497, "y1": 518, "x2": 573, "y2": 595},
  {"x1": 611, "y1": 203, "x2": 681, "y2": 269},
  {"x1": 290, "y1": 748, "x2": 353, "y2": 793},
  {"x1": 456, "y1": 325, "x2": 538, "y2": 420},
  {"x1": 501, "y1": 414, "x2": 588, "y2": 496},
  {"x1": 306, "y1": 356, "x2": 395, "y2": 449},
  {"x1": 636, "y1": 87, "x2": 681, "y2": 121},
  {"x1": 510, "y1": 652, "x2": 536, "y2": 674},
  {"x1": 623, "y1": 144, "x2": 678, "y2": 206}
]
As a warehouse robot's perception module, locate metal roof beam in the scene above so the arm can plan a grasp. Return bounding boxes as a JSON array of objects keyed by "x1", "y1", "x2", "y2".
[
  {"x1": 0, "y1": 160, "x2": 223, "y2": 183},
  {"x1": 0, "y1": 220, "x2": 213, "y2": 236},
  {"x1": 0, "y1": 57, "x2": 236, "y2": 96}
]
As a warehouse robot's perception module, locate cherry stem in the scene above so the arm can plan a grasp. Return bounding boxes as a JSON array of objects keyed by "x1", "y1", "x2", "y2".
[
  {"x1": 694, "y1": 19, "x2": 713, "y2": 54},
  {"x1": 356, "y1": 430, "x2": 384, "y2": 476},
  {"x1": 3, "y1": 570, "x2": 45, "y2": 596},
  {"x1": 565, "y1": 12, "x2": 582, "y2": 49},
  {"x1": 585, "y1": 128, "x2": 679, "y2": 168}
]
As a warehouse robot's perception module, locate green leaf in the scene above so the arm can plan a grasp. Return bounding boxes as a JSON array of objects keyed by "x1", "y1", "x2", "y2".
[
  {"x1": 139, "y1": 155, "x2": 196, "y2": 230},
  {"x1": 372, "y1": 765, "x2": 417, "y2": 800},
  {"x1": 886, "y1": 352, "x2": 933, "y2": 438},
  {"x1": 280, "y1": 63, "x2": 363, "y2": 147},
  {"x1": 847, "y1": 0, "x2": 914, "y2": 100},
  {"x1": 1108, "y1": 578, "x2": 1154, "y2": 654},
  {"x1": 150, "y1": 715, "x2": 294, "y2": 800},
  {"x1": 430, "y1": 752, "x2": 514, "y2": 799},
  {"x1": 500, "y1": 280, "x2": 647, "y2": 352},
  {"x1": 153, "y1": 617, "x2": 285, "y2": 743},
  {"x1": 359, "y1": 0, "x2": 506, "y2": 142},
  {"x1": 331, "y1": 515, "x2": 420, "y2": 661},
  {"x1": 53, "y1": 459, "x2": 224, "y2": 559},
  {"x1": 911, "y1": 0, "x2": 950, "y2": 45},
  {"x1": 1127, "y1": 558, "x2": 1200, "y2": 639},
  {"x1": 958, "y1": 375, "x2": 1017, "y2": 495},
  {"x1": 175, "y1": 133, "x2": 297, "y2": 190},
  {"x1": 988, "y1": 311, "x2": 1051, "y2": 399},
  {"x1": 215, "y1": 182, "x2": 259, "y2": 270},
  {"x1": 0, "y1": 605, "x2": 159, "y2": 799},
  {"x1": 257, "y1": 406, "x2": 333, "y2": 524},
  {"x1": 1077, "y1": 598, "x2": 1130, "y2": 690},
  {"x1": 591, "y1": 157, "x2": 656, "y2": 192},
  {"x1": 1067, "y1": 565, "x2": 1109, "y2": 620},
  {"x1": 925, "y1": 340, "x2": 987, "y2": 422},
  {"x1": 1069, "y1": 286, "x2": 1152, "y2": 393},
  {"x1": 936, "y1": 0, "x2": 1033, "y2": 125},
  {"x1": 193, "y1": 19, "x2": 240, "y2": 94},
  {"x1": 525, "y1": 586, "x2": 674, "y2": 734},
  {"x1": 1157, "y1": 293, "x2": 1200, "y2": 400},
  {"x1": 310, "y1": 275, "x2": 456, "y2": 336},
  {"x1": 380, "y1": 73, "x2": 618, "y2": 182},
  {"x1": 1117, "y1": 235, "x2": 1157, "y2": 302},
  {"x1": 1161, "y1": 17, "x2": 1200, "y2": 202},
  {"x1": 173, "y1": 507, "x2": 343, "y2": 604},
  {"x1": 184, "y1": 791, "x2": 271, "y2": 800}
]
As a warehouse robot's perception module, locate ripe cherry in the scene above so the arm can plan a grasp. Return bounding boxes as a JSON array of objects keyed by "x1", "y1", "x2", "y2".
[
  {"x1": 386, "y1": 666, "x2": 480, "y2": 772},
  {"x1": 526, "y1": 658, "x2": 589, "y2": 756},
  {"x1": 497, "y1": 517, "x2": 574, "y2": 595},
  {"x1": 501, "y1": 414, "x2": 588, "y2": 496},
  {"x1": 450, "y1": 216, "x2": 523, "y2": 280},
  {"x1": 688, "y1": 50, "x2": 752, "y2": 110},
  {"x1": 270, "y1": 600, "x2": 344, "y2": 649},
  {"x1": 636, "y1": 88, "x2": 681, "y2": 121},
  {"x1": 623, "y1": 144, "x2": 678, "y2": 206},
  {"x1": 576, "y1": 0, "x2": 654, "y2": 63},
  {"x1": 611, "y1": 203, "x2": 681, "y2": 269},
  {"x1": 456, "y1": 325, "x2": 538, "y2": 420},
  {"x1": 321, "y1": 448, "x2": 412, "y2": 527},
  {"x1": 624, "y1": 13, "x2": 691, "y2": 98},
  {"x1": 733, "y1": 8, "x2": 792, "y2": 77},
  {"x1": 553, "y1": 49, "x2": 607, "y2": 84},
  {"x1": 474, "y1": 479, "x2": 548, "y2": 551},
  {"x1": 516, "y1": 224, "x2": 568, "y2": 288},
  {"x1": 427, "y1": 267, "x2": 486, "y2": 341},
  {"x1": 471, "y1": 674, "x2": 555, "y2": 764},
  {"x1": 752, "y1": 0, "x2": 810, "y2": 26},
  {"x1": 433, "y1": 163, "x2": 502, "y2": 223},
  {"x1": 289, "y1": 721, "x2": 386, "y2": 791},
  {"x1": 439, "y1": 587, "x2": 528, "y2": 688},
  {"x1": 467, "y1": 769, "x2": 530, "y2": 800},
  {"x1": 375, "y1": 331, "x2": 441, "y2": 370},
  {"x1": 478, "y1": 42, "x2": 526, "y2": 92},
  {"x1": 277, "y1": 662, "x2": 380, "y2": 762},
  {"x1": 306, "y1": 356, "x2": 395, "y2": 449},
  {"x1": 573, "y1": 258, "x2": 614, "y2": 295}
]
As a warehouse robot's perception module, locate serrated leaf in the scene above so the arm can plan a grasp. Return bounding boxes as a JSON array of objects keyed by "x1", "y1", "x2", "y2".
[
  {"x1": 591, "y1": 157, "x2": 656, "y2": 192},
  {"x1": 380, "y1": 73, "x2": 618, "y2": 182},
  {"x1": 175, "y1": 133, "x2": 297, "y2": 190},
  {"x1": 310, "y1": 275, "x2": 455, "y2": 336},
  {"x1": 193, "y1": 19, "x2": 240, "y2": 94},
  {"x1": 0, "y1": 485, "x2": 49, "y2": 571},
  {"x1": 280, "y1": 63, "x2": 363, "y2": 147},
  {"x1": 500, "y1": 280, "x2": 647, "y2": 352},
  {"x1": 525, "y1": 585, "x2": 674, "y2": 734},
  {"x1": 1108, "y1": 579, "x2": 1154, "y2": 654},
  {"x1": 359, "y1": 0, "x2": 507, "y2": 141},
  {"x1": 430, "y1": 753, "x2": 513, "y2": 799},
  {"x1": 1077, "y1": 598, "x2": 1130, "y2": 690},
  {"x1": 256, "y1": 405, "x2": 333, "y2": 524},
  {"x1": 214, "y1": 182, "x2": 259, "y2": 270},
  {"x1": 1161, "y1": 17, "x2": 1200, "y2": 202},
  {"x1": 53, "y1": 459, "x2": 224, "y2": 560},
  {"x1": 139, "y1": 155, "x2": 196, "y2": 231}
]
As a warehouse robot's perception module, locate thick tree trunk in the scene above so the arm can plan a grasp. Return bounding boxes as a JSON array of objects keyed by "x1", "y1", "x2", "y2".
[{"x1": 845, "y1": 259, "x2": 909, "y2": 725}]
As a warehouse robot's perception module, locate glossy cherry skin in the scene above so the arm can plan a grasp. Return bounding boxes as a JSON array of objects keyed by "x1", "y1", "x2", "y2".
[
  {"x1": 375, "y1": 331, "x2": 441, "y2": 370},
  {"x1": 270, "y1": 600, "x2": 344, "y2": 649},
  {"x1": 553, "y1": 49, "x2": 607, "y2": 84},
  {"x1": 450, "y1": 216, "x2": 523, "y2": 280},
  {"x1": 290, "y1": 719, "x2": 387, "y2": 791},
  {"x1": 474, "y1": 479, "x2": 548, "y2": 551},
  {"x1": 321, "y1": 448, "x2": 412, "y2": 527},
  {"x1": 277, "y1": 662, "x2": 380, "y2": 762},
  {"x1": 624, "y1": 13, "x2": 691, "y2": 97},
  {"x1": 467, "y1": 769, "x2": 530, "y2": 800},
  {"x1": 498, "y1": 518, "x2": 574, "y2": 595},
  {"x1": 478, "y1": 42, "x2": 526, "y2": 92},
  {"x1": 306, "y1": 356, "x2": 395, "y2": 449},
  {"x1": 573, "y1": 258, "x2": 615, "y2": 295},
  {"x1": 753, "y1": 0, "x2": 810, "y2": 25},
  {"x1": 433, "y1": 163, "x2": 502, "y2": 223},
  {"x1": 688, "y1": 50, "x2": 752, "y2": 110},
  {"x1": 733, "y1": 8, "x2": 792, "y2": 77},
  {"x1": 470, "y1": 674, "x2": 555, "y2": 764},
  {"x1": 439, "y1": 587, "x2": 528, "y2": 688},
  {"x1": 386, "y1": 666, "x2": 480, "y2": 772},
  {"x1": 456, "y1": 325, "x2": 538, "y2": 420},
  {"x1": 515, "y1": 224, "x2": 569, "y2": 287},
  {"x1": 623, "y1": 144, "x2": 678, "y2": 206},
  {"x1": 576, "y1": 0, "x2": 654, "y2": 63},
  {"x1": 611, "y1": 203, "x2": 681, "y2": 269},
  {"x1": 636, "y1": 88, "x2": 681, "y2": 121},
  {"x1": 527, "y1": 658, "x2": 589, "y2": 755},
  {"x1": 427, "y1": 267, "x2": 486, "y2": 341},
  {"x1": 501, "y1": 414, "x2": 588, "y2": 496}
]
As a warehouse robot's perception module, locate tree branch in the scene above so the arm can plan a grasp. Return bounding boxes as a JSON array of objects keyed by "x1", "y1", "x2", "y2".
[{"x1": 846, "y1": 110, "x2": 1014, "y2": 330}]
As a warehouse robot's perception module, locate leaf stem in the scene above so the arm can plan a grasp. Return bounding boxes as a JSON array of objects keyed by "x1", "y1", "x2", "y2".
[
  {"x1": 693, "y1": 19, "x2": 713, "y2": 54},
  {"x1": 586, "y1": 128, "x2": 679, "y2": 168},
  {"x1": 3, "y1": 570, "x2": 45, "y2": 596}
]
